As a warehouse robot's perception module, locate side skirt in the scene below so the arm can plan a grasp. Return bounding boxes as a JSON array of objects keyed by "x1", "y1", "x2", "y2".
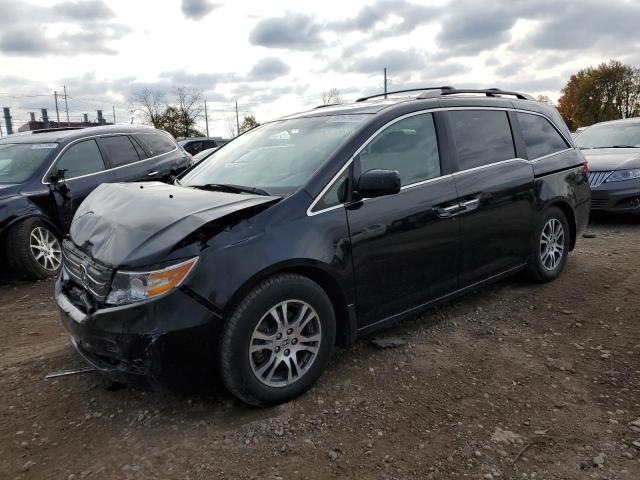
[{"x1": 355, "y1": 263, "x2": 527, "y2": 337}]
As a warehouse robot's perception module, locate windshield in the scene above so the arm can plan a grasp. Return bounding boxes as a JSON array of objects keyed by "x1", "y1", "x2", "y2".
[
  {"x1": 0, "y1": 143, "x2": 57, "y2": 184},
  {"x1": 180, "y1": 115, "x2": 370, "y2": 195},
  {"x1": 575, "y1": 122, "x2": 640, "y2": 149}
]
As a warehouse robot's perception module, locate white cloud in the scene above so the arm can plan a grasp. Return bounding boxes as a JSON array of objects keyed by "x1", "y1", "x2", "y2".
[{"x1": 0, "y1": 0, "x2": 638, "y2": 136}]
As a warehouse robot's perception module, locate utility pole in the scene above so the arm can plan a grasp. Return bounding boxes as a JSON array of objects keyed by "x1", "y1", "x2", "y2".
[
  {"x1": 112, "y1": 105, "x2": 116, "y2": 124},
  {"x1": 235, "y1": 100, "x2": 240, "y2": 137},
  {"x1": 204, "y1": 100, "x2": 209, "y2": 138},
  {"x1": 63, "y1": 85, "x2": 70, "y2": 126},
  {"x1": 54, "y1": 91, "x2": 60, "y2": 125},
  {"x1": 384, "y1": 68, "x2": 388, "y2": 99}
]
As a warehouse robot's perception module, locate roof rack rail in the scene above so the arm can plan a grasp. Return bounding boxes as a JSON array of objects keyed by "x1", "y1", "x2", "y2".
[
  {"x1": 356, "y1": 87, "x2": 454, "y2": 102},
  {"x1": 313, "y1": 103, "x2": 342, "y2": 109},
  {"x1": 420, "y1": 87, "x2": 535, "y2": 101},
  {"x1": 31, "y1": 127, "x2": 85, "y2": 134}
]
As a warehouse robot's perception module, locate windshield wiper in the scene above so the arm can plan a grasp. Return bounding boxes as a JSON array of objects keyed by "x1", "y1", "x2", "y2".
[
  {"x1": 188, "y1": 183, "x2": 270, "y2": 196},
  {"x1": 588, "y1": 145, "x2": 639, "y2": 149}
]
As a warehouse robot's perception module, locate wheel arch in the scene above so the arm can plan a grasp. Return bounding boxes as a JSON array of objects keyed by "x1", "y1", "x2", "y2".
[
  {"x1": 3, "y1": 213, "x2": 62, "y2": 238},
  {"x1": 545, "y1": 199, "x2": 577, "y2": 251},
  {"x1": 223, "y1": 260, "x2": 355, "y2": 348}
]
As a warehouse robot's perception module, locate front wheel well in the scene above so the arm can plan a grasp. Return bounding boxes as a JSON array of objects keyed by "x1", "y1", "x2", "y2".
[{"x1": 223, "y1": 265, "x2": 354, "y2": 349}]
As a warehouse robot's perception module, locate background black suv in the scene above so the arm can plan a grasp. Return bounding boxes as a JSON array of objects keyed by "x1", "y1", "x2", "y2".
[
  {"x1": 178, "y1": 137, "x2": 227, "y2": 156},
  {"x1": 0, "y1": 125, "x2": 191, "y2": 279}
]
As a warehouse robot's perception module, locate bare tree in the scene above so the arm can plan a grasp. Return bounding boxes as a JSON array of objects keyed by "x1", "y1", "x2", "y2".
[
  {"x1": 129, "y1": 88, "x2": 165, "y2": 128},
  {"x1": 174, "y1": 87, "x2": 203, "y2": 138},
  {"x1": 536, "y1": 94, "x2": 553, "y2": 104},
  {"x1": 320, "y1": 88, "x2": 343, "y2": 106},
  {"x1": 225, "y1": 116, "x2": 237, "y2": 138}
]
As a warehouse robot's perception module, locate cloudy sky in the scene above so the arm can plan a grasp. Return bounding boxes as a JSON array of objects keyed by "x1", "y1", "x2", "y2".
[{"x1": 1, "y1": 0, "x2": 639, "y2": 136}]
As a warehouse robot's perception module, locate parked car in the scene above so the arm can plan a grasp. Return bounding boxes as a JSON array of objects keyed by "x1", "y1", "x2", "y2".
[
  {"x1": 0, "y1": 125, "x2": 191, "y2": 279},
  {"x1": 178, "y1": 137, "x2": 227, "y2": 156},
  {"x1": 575, "y1": 118, "x2": 640, "y2": 213},
  {"x1": 192, "y1": 147, "x2": 219, "y2": 164},
  {"x1": 56, "y1": 87, "x2": 590, "y2": 406}
]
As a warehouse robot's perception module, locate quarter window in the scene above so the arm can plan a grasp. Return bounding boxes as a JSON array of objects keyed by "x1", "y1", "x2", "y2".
[
  {"x1": 359, "y1": 113, "x2": 441, "y2": 186},
  {"x1": 55, "y1": 139, "x2": 105, "y2": 178},
  {"x1": 314, "y1": 170, "x2": 349, "y2": 211},
  {"x1": 449, "y1": 110, "x2": 515, "y2": 170},
  {"x1": 517, "y1": 112, "x2": 569, "y2": 159},
  {"x1": 98, "y1": 136, "x2": 141, "y2": 168},
  {"x1": 136, "y1": 133, "x2": 177, "y2": 157}
]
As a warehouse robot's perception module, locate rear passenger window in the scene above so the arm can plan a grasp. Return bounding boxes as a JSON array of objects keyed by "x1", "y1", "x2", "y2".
[
  {"x1": 136, "y1": 133, "x2": 177, "y2": 157},
  {"x1": 359, "y1": 113, "x2": 441, "y2": 186},
  {"x1": 517, "y1": 112, "x2": 569, "y2": 159},
  {"x1": 56, "y1": 139, "x2": 105, "y2": 178},
  {"x1": 450, "y1": 110, "x2": 515, "y2": 170},
  {"x1": 98, "y1": 136, "x2": 140, "y2": 168}
]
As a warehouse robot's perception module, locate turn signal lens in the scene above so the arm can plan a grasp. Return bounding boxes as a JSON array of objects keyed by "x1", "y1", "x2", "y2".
[
  {"x1": 106, "y1": 258, "x2": 198, "y2": 305},
  {"x1": 147, "y1": 260, "x2": 197, "y2": 297}
]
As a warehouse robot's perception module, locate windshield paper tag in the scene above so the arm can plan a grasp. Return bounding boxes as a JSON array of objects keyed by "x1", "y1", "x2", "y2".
[
  {"x1": 326, "y1": 115, "x2": 369, "y2": 123},
  {"x1": 31, "y1": 143, "x2": 58, "y2": 149}
]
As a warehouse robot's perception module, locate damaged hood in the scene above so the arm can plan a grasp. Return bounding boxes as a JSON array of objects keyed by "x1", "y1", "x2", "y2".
[{"x1": 70, "y1": 182, "x2": 280, "y2": 267}]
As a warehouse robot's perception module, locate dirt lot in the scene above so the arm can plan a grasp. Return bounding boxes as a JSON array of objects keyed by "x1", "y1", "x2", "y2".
[{"x1": 0, "y1": 214, "x2": 639, "y2": 480}]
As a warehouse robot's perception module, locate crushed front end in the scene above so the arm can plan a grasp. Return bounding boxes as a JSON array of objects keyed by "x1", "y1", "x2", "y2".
[{"x1": 56, "y1": 239, "x2": 219, "y2": 387}]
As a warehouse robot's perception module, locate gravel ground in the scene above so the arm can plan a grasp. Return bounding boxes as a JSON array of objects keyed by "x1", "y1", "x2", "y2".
[{"x1": 0, "y1": 213, "x2": 639, "y2": 480}]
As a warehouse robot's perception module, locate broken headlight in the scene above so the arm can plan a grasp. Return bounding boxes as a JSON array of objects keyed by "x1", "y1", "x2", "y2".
[{"x1": 105, "y1": 257, "x2": 198, "y2": 305}]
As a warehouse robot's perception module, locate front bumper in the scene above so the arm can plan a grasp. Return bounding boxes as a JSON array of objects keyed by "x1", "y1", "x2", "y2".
[
  {"x1": 55, "y1": 276, "x2": 220, "y2": 387},
  {"x1": 590, "y1": 179, "x2": 640, "y2": 213}
]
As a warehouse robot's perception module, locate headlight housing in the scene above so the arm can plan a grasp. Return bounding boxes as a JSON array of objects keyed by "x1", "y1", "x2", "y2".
[
  {"x1": 605, "y1": 169, "x2": 640, "y2": 183},
  {"x1": 105, "y1": 257, "x2": 198, "y2": 305}
]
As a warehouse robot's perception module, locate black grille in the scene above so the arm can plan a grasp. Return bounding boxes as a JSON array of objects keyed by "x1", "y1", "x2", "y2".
[
  {"x1": 62, "y1": 239, "x2": 113, "y2": 301},
  {"x1": 588, "y1": 171, "x2": 612, "y2": 188},
  {"x1": 591, "y1": 199, "x2": 608, "y2": 209}
]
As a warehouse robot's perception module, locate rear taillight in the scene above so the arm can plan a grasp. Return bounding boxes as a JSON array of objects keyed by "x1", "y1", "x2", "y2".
[{"x1": 582, "y1": 161, "x2": 589, "y2": 175}]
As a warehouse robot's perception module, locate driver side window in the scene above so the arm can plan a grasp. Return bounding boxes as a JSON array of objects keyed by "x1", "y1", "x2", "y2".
[
  {"x1": 359, "y1": 113, "x2": 441, "y2": 186},
  {"x1": 55, "y1": 139, "x2": 106, "y2": 179}
]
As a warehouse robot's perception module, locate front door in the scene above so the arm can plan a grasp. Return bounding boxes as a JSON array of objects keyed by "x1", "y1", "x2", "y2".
[
  {"x1": 49, "y1": 138, "x2": 115, "y2": 231},
  {"x1": 346, "y1": 113, "x2": 460, "y2": 327}
]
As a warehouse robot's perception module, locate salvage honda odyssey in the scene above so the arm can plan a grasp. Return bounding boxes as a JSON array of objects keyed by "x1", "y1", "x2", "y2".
[{"x1": 56, "y1": 87, "x2": 591, "y2": 406}]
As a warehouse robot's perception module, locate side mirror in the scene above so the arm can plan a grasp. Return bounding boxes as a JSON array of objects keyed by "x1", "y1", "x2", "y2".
[
  {"x1": 49, "y1": 169, "x2": 67, "y2": 185},
  {"x1": 356, "y1": 169, "x2": 401, "y2": 198}
]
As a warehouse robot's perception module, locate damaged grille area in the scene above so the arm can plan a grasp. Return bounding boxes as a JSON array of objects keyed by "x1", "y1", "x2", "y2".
[{"x1": 62, "y1": 239, "x2": 114, "y2": 302}]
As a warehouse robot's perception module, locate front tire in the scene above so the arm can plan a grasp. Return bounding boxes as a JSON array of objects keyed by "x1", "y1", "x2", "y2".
[
  {"x1": 219, "y1": 274, "x2": 336, "y2": 406},
  {"x1": 526, "y1": 206, "x2": 570, "y2": 283},
  {"x1": 6, "y1": 218, "x2": 62, "y2": 280}
]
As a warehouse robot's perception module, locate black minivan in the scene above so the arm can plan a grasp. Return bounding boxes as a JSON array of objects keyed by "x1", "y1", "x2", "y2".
[
  {"x1": 0, "y1": 125, "x2": 191, "y2": 279},
  {"x1": 56, "y1": 88, "x2": 591, "y2": 406}
]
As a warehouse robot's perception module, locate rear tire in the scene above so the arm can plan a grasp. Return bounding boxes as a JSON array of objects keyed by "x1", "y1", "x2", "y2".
[
  {"x1": 6, "y1": 218, "x2": 62, "y2": 280},
  {"x1": 526, "y1": 206, "x2": 570, "y2": 283},
  {"x1": 219, "y1": 274, "x2": 336, "y2": 406}
]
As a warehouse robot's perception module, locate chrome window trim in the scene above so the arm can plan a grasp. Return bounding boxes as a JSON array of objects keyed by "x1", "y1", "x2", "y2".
[
  {"x1": 41, "y1": 132, "x2": 179, "y2": 185},
  {"x1": 306, "y1": 106, "x2": 574, "y2": 217},
  {"x1": 528, "y1": 147, "x2": 573, "y2": 163}
]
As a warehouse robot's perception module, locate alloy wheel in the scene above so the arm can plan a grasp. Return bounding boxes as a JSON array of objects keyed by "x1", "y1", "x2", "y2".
[
  {"x1": 249, "y1": 300, "x2": 322, "y2": 388},
  {"x1": 29, "y1": 226, "x2": 61, "y2": 271},
  {"x1": 539, "y1": 218, "x2": 565, "y2": 271}
]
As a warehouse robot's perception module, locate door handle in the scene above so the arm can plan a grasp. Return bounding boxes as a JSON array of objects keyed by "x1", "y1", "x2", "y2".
[
  {"x1": 459, "y1": 197, "x2": 480, "y2": 212},
  {"x1": 147, "y1": 171, "x2": 159, "y2": 176},
  {"x1": 434, "y1": 203, "x2": 463, "y2": 218}
]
